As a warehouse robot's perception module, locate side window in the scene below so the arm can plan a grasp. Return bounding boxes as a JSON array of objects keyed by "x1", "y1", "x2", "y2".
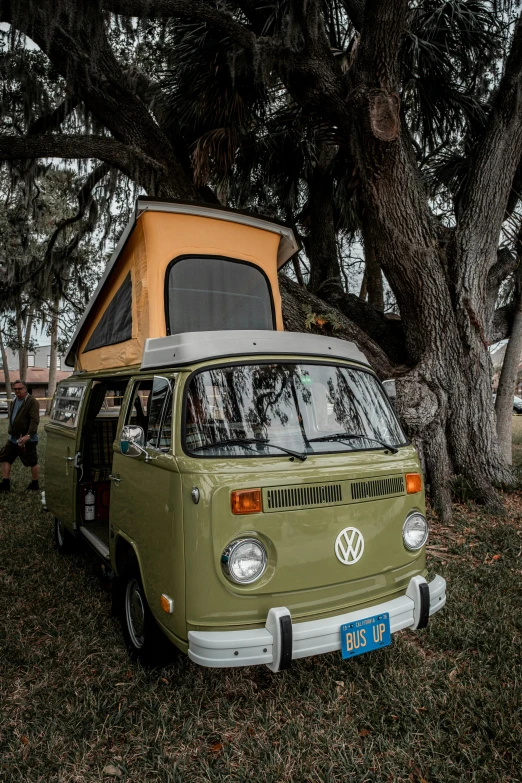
[
  {"x1": 50, "y1": 384, "x2": 87, "y2": 428},
  {"x1": 125, "y1": 380, "x2": 153, "y2": 431},
  {"x1": 147, "y1": 376, "x2": 173, "y2": 450},
  {"x1": 123, "y1": 377, "x2": 174, "y2": 451}
]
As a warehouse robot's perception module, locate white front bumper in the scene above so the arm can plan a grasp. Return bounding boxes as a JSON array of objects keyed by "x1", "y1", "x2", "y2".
[{"x1": 188, "y1": 574, "x2": 447, "y2": 670}]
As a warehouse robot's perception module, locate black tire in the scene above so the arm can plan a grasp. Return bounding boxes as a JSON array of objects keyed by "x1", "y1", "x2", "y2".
[
  {"x1": 54, "y1": 517, "x2": 76, "y2": 554},
  {"x1": 119, "y1": 563, "x2": 174, "y2": 666}
]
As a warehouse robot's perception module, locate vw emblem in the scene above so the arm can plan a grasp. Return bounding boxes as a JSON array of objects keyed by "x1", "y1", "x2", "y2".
[{"x1": 335, "y1": 527, "x2": 364, "y2": 565}]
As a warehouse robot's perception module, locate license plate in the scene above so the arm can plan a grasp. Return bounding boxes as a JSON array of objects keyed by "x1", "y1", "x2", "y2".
[{"x1": 340, "y1": 612, "x2": 391, "y2": 659}]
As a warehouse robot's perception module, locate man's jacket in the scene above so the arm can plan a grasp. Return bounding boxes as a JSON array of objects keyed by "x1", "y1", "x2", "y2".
[{"x1": 8, "y1": 395, "x2": 40, "y2": 439}]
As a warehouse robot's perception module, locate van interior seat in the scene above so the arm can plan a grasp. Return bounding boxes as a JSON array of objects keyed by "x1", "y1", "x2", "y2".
[{"x1": 90, "y1": 417, "x2": 118, "y2": 481}]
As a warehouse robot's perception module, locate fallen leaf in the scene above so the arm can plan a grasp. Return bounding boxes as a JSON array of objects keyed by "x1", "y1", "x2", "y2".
[
  {"x1": 335, "y1": 680, "x2": 345, "y2": 687},
  {"x1": 247, "y1": 727, "x2": 256, "y2": 736},
  {"x1": 492, "y1": 554, "x2": 501, "y2": 561},
  {"x1": 210, "y1": 742, "x2": 223, "y2": 753},
  {"x1": 21, "y1": 736, "x2": 29, "y2": 745},
  {"x1": 161, "y1": 677, "x2": 168, "y2": 684},
  {"x1": 103, "y1": 764, "x2": 123, "y2": 778},
  {"x1": 359, "y1": 729, "x2": 370, "y2": 737}
]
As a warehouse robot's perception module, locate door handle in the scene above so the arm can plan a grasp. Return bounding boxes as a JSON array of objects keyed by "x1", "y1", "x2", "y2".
[{"x1": 109, "y1": 474, "x2": 121, "y2": 484}]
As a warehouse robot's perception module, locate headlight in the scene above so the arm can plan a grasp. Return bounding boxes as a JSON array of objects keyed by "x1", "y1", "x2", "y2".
[
  {"x1": 402, "y1": 512, "x2": 429, "y2": 550},
  {"x1": 221, "y1": 538, "x2": 267, "y2": 584}
]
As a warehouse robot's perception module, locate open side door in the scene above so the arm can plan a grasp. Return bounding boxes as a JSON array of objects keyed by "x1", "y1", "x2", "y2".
[{"x1": 44, "y1": 381, "x2": 90, "y2": 530}]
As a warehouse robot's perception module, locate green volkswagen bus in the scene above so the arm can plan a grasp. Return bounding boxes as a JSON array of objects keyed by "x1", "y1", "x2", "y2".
[{"x1": 45, "y1": 330, "x2": 446, "y2": 670}]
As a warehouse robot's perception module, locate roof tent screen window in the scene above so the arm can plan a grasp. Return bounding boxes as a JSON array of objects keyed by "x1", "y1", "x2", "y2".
[
  {"x1": 83, "y1": 272, "x2": 133, "y2": 353},
  {"x1": 166, "y1": 256, "x2": 274, "y2": 335}
]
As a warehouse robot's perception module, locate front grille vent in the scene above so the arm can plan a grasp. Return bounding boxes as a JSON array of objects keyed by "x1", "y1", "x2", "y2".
[
  {"x1": 266, "y1": 483, "x2": 342, "y2": 511},
  {"x1": 351, "y1": 475, "x2": 405, "y2": 501}
]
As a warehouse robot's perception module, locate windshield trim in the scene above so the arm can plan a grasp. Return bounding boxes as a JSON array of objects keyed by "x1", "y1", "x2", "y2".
[{"x1": 180, "y1": 359, "x2": 409, "y2": 459}]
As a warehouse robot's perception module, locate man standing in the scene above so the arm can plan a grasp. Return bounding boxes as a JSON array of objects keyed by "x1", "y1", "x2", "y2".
[{"x1": 0, "y1": 380, "x2": 40, "y2": 492}]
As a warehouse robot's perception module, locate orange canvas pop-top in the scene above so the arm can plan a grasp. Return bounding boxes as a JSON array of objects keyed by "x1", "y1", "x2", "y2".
[{"x1": 65, "y1": 199, "x2": 300, "y2": 372}]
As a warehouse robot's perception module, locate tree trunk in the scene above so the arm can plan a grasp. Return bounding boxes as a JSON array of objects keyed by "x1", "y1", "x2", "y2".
[
  {"x1": 292, "y1": 256, "x2": 306, "y2": 287},
  {"x1": 46, "y1": 298, "x2": 60, "y2": 415},
  {"x1": 353, "y1": 134, "x2": 511, "y2": 519},
  {"x1": 17, "y1": 306, "x2": 34, "y2": 384},
  {"x1": 495, "y1": 276, "x2": 522, "y2": 463},
  {"x1": 307, "y1": 141, "x2": 343, "y2": 296},
  {"x1": 16, "y1": 306, "x2": 26, "y2": 383},
  {"x1": 0, "y1": 324, "x2": 11, "y2": 399},
  {"x1": 358, "y1": 269, "x2": 368, "y2": 301},
  {"x1": 362, "y1": 232, "x2": 384, "y2": 310}
]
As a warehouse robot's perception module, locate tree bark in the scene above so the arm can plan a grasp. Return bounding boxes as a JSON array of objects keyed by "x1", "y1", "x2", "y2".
[
  {"x1": 46, "y1": 298, "x2": 60, "y2": 416},
  {"x1": 17, "y1": 306, "x2": 34, "y2": 385},
  {"x1": 0, "y1": 323, "x2": 11, "y2": 398},
  {"x1": 362, "y1": 232, "x2": 384, "y2": 310},
  {"x1": 307, "y1": 154, "x2": 342, "y2": 296}
]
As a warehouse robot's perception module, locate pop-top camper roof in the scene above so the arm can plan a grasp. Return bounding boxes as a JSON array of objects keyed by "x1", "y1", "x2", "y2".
[{"x1": 65, "y1": 199, "x2": 300, "y2": 371}]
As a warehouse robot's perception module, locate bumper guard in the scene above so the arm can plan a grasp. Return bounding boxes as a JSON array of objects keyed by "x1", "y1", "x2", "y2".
[{"x1": 188, "y1": 574, "x2": 446, "y2": 671}]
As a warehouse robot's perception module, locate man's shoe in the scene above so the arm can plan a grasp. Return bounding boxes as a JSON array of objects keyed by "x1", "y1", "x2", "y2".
[
  {"x1": 26, "y1": 481, "x2": 39, "y2": 491},
  {"x1": 0, "y1": 480, "x2": 11, "y2": 492}
]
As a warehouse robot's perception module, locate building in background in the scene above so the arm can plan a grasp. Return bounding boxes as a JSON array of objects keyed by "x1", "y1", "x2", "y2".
[{"x1": 0, "y1": 344, "x2": 72, "y2": 405}]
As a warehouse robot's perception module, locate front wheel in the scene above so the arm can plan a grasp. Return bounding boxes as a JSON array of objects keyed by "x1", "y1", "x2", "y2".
[
  {"x1": 54, "y1": 517, "x2": 76, "y2": 554},
  {"x1": 119, "y1": 564, "x2": 174, "y2": 666}
]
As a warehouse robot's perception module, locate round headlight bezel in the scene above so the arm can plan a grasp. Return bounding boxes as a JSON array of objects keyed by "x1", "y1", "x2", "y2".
[
  {"x1": 221, "y1": 537, "x2": 268, "y2": 584},
  {"x1": 402, "y1": 512, "x2": 429, "y2": 551}
]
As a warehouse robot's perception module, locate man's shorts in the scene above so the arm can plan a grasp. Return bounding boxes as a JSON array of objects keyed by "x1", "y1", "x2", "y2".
[{"x1": 0, "y1": 440, "x2": 38, "y2": 467}]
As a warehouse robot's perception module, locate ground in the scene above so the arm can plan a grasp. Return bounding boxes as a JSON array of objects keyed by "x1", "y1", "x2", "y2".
[{"x1": 0, "y1": 418, "x2": 521, "y2": 783}]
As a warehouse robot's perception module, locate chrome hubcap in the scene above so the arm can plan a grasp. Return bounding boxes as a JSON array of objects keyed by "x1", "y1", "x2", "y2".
[{"x1": 125, "y1": 578, "x2": 145, "y2": 649}]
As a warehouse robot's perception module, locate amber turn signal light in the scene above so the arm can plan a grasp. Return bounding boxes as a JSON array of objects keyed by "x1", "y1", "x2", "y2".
[
  {"x1": 231, "y1": 489, "x2": 262, "y2": 514},
  {"x1": 405, "y1": 473, "x2": 422, "y2": 494}
]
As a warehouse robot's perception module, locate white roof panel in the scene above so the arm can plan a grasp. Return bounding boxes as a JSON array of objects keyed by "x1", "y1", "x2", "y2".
[{"x1": 140, "y1": 330, "x2": 370, "y2": 370}]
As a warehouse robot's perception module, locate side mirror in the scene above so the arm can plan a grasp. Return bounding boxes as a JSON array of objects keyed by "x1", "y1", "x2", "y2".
[{"x1": 120, "y1": 424, "x2": 145, "y2": 457}]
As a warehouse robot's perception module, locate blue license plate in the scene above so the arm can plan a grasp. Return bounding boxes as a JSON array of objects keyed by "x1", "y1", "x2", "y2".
[{"x1": 340, "y1": 612, "x2": 391, "y2": 659}]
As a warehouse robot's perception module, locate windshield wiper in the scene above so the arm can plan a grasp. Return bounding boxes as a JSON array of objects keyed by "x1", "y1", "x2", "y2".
[
  {"x1": 307, "y1": 431, "x2": 399, "y2": 454},
  {"x1": 191, "y1": 437, "x2": 307, "y2": 461}
]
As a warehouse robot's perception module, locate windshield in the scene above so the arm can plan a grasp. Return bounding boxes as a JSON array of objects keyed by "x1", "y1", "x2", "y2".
[{"x1": 184, "y1": 363, "x2": 406, "y2": 458}]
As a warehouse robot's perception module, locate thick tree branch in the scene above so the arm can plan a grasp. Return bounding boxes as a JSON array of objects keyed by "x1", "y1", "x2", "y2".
[
  {"x1": 102, "y1": 0, "x2": 256, "y2": 50},
  {"x1": 459, "y1": 16, "x2": 522, "y2": 267},
  {"x1": 279, "y1": 274, "x2": 406, "y2": 378},
  {"x1": 0, "y1": 134, "x2": 166, "y2": 190},
  {"x1": 104, "y1": 0, "x2": 353, "y2": 134},
  {"x1": 3, "y1": 0, "x2": 202, "y2": 200},
  {"x1": 491, "y1": 303, "x2": 515, "y2": 344},
  {"x1": 28, "y1": 96, "x2": 80, "y2": 136}
]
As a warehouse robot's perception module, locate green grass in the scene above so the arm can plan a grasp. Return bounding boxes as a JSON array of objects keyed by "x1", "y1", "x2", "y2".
[{"x1": 1, "y1": 419, "x2": 521, "y2": 782}]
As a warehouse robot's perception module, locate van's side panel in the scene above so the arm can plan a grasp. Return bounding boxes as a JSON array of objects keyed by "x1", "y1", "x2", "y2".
[{"x1": 110, "y1": 448, "x2": 185, "y2": 641}]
